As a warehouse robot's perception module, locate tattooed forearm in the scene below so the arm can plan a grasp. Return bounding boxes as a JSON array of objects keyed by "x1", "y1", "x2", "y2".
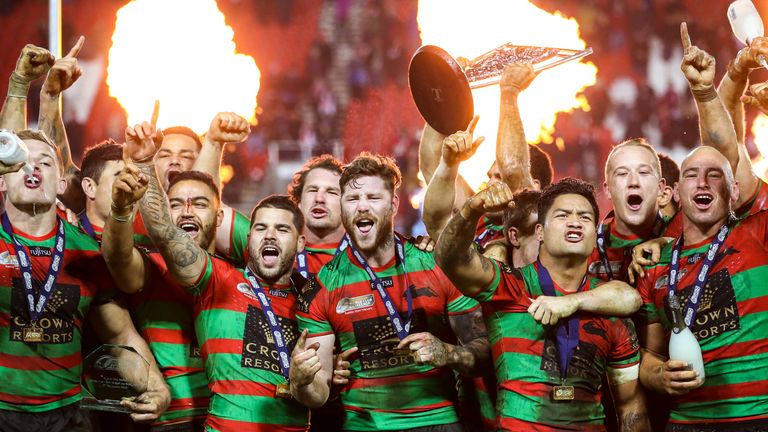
[
  {"x1": 620, "y1": 412, "x2": 647, "y2": 432},
  {"x1": 497, "y1": 90, "x2": 533, "y2": 190},
  {"x1": 435, "y1": 209, "x2": 478, "y2": 269},
  {"x1": 446, "y1": 308, "x2": 490, "y2": 376},
  {"x1": 136, "y1": 161, "x2": 207, "y2": 286},
  {"x1": 38, "y1": 95, "x2": 74, "y2": 171},
  {"x1": 0, "y1": 96, "x2": 26, "y2": 130}
]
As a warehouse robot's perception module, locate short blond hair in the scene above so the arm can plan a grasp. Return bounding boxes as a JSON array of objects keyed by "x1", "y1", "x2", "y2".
[
  {"x1": 14, "y1": 129, "x2": 64, "y2": 172},
  {"x1": 604, "y1": 138, "x2": 661, "y2": 180}
]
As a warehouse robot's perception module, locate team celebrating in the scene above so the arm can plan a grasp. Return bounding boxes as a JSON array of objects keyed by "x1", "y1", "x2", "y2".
[{"x1": 2, "y1": 19, "x2": 768, "y2": 432}]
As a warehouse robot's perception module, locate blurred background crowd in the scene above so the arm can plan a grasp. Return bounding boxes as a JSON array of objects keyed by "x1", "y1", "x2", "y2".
[{"x1": 0, "y1": 0, "x2": 762, "y2": 235}]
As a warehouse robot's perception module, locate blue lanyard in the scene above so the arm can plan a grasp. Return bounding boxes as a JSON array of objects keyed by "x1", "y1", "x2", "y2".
[
  {"x1": 536, "y1": 260, "x2": 585, "y2": 381},
  {"x1": 244, "y1": 266, "x2": 292, "y2": 379},
  {"x1": 667, "y1": 221, "x2": 730, "y2": 328},
  {"x1": 78, "y1": 214, "x2": 98, "y2": 240},
  {"x1": 296, "y1": 234, "x2": 349, "y2": 279},
  {"x1": 347, "y1": 235, "x2": 413, "y2": 340},
  {"x1": 596, "y1": 212, "x2": 664, "y2": 280},
  {"x1": 474, "y1": 227, "x2": 493, "y2": 246},
  {"x1": 1, "y1": 213, "x2": 66, "y2": 322}
]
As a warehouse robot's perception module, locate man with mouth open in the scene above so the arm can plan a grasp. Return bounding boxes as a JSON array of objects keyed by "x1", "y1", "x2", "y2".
[
  {"x1": 0, "y1": 129, "x2": 170, "y2": 431},
  {"x1": 117, "y1": 124, "x2": 318, "y2": 431},
  {"x1": 435, "y1": 178, "x2": 649, "y2": 431},
  {"x1": 635, "y1": 146, "x2": 768, "y2": 430},
  {"x1": 288, "y1": 155, "x2": 347, "y2": 279},
  {"x1": 292, "y1": 153, "x2": 490, "y2": 432}
]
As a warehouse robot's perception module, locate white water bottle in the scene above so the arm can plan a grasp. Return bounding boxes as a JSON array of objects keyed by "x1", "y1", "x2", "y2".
[
  {"x1": 0, "y1": 130, "x2": 34, "y2": 176},
  {"x1": 728, "y1": 0, "x2": 768, "y2": 70},
  {"x1": 668, "y1": 295, "x2": 706, "y2": 382}
]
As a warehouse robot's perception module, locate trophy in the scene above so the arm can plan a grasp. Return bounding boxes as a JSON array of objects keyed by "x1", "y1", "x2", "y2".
[
  {"x1": 81, "y1": 344, "x2": 150, "y2": 413},
  {"x1": 728, "y1": 0, "x2": 768, "y2": 70},
  {"x1": 408, "y1": 43, "x2": 593, "y2": 135}
]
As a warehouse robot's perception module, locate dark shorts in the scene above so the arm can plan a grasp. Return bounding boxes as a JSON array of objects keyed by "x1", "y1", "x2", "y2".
[
  {"x1": 667, "y1": 418, "x2": 768, "y2": 432},
  {"x1": 135, "y1": 419, "x2": 206, "y2": 432},
  {"x1": 0, "y1": 403, "x2": 92, "y2": 432}
]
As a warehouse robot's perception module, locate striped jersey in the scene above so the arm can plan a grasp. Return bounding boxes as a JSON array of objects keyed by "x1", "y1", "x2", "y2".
[
  {"x1": 475, "y1": 216, "x2": 504, "y2": 252},
  {"x1": 587, "y1": 212, "x2": 670, "y2": 282},
  {"x1": 296, "y1": 237, "x2": 481, "y2": 431},
  {"x1": 476, "y1": 261, "x2": 640, "y2": 431},
  {"x1": 297, "y1": 241, "x2": 341, "y2": 278},
  {"x1": 191, "y1": 255, "x2": 309, "y2": 431},
  {"x1": 127, "y1": 249, "x2": 209, "y2": 426},
  {"x1": 0, "y1": 219, "x2": 113, "y2": 412},
  {"x1": 636, "y1": 211, "x2": 768, "y2": 425}
]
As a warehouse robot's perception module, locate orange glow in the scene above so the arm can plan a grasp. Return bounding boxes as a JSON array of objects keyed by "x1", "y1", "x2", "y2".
[
  {"x1": 751, "y1": 113, "x2": 768, "y2": 181},
  {"x1": 417, "y1": 0, "x2": 597, "y2": 189},
  {"x1": 107, "y1": 0, "x2": 260, "y2": 133},
  {"x1": 220, "y1": 164, "x2": 235, "y2": 185}
]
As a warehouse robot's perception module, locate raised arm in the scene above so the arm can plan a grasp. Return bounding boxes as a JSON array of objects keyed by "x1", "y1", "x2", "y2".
[
  {"x1": 435, "y1": 182, "x2": 514, "y2": 297},
  {"x1": 89, "y1": 298, "x2": 171, "y2": 423},
  {"x1": 102, "y1": 160, "x2": 150, "y2": 294},
  {"x1": 423, "y1": 116, "x2": 483, "y2": 238},
  {"x1": 679, "y1": 23, "x2": 738, "y2": 174},
  {"x1": 192, "y1": 112, "x2": 249, "y2": 189},
  {"x1": 1, "y1": 44, "x2": 53, "y2": 130},
  {"x1": 497, "y1": 62, "x2": 537, "y2": 190},
  {"x1": 38, "y1": 36, "x2": 84, "y2": 179},
  {"x1": 125, "y1": 121, "x2": 209, "y2": 288}
]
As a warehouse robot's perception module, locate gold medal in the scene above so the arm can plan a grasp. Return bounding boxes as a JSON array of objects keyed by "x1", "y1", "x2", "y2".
[
  {"x1": 553, "y1": 385, "x2": 575, "y2": 401},
  {"x1": 275, "y1": 382, "x2": 292, "y2": 399},
  {"x1": 22, "y1": 325, "x2": 44, "y2": 343}
]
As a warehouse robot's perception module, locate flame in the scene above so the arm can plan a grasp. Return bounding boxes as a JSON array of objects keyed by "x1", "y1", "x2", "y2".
[
  {"x1": 751, "y1": 113, "x2": 768, "y2": 181},
  {"x1": 417, "y1": 0, "x2": 597, "y2": 189},
  {"x1": 107, "y1": 0, "x2": 260, "y2": 133}
]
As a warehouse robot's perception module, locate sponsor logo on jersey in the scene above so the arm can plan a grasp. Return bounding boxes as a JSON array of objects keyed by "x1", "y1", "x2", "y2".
[
  {"x1": 241, "y1": 305, "x2": 298, "y2": 373},
  {"x1": 336, "y1": 294, "x2": 375, "y2": 313},
  {"x1": 0, "y1": 251, "x2": 18, "y2": 266}
]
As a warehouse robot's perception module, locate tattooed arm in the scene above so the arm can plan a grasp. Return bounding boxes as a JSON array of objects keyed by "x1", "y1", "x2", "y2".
[
  {"x1": 611, "y1": 379, "x2": 650, "y2": 432},
  {"x1": 38, "y1": 37, "x2": 84, "y2": 181},
  {"x1": 435, "y1": 182, "x2": 514, "y2": 297},
  {"x1": 680, "y1": 23, "x2": 739, "y2": 174},
  {"x1": 527, "y1": 280, "x2": 643, "y2": 326},
  {"x1": 497, "y1": 62, "x2": 536, "y2": 190},
  {"x1": 1, "y1": 44, "x2": 54, "y2": 130}
]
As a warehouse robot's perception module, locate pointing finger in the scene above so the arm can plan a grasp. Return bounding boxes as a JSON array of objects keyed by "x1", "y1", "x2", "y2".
[
  {"x1": 296, "y1": 329, "x2": 309, "y2": 350},
  {"x1": 466, "y1": 115, "x2": 480, "y2": 135},
  {"x1": 150, "y1": 99, "x2": 160, "y2": 129},
  {"x1": 680, "y1": 22, "x2": 691, "y2": 52},
  {"x1": 66, "y1": 35, "x2": 85, "y2": 58}
]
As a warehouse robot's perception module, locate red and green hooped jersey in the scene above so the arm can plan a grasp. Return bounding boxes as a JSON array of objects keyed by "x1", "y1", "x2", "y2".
[
  {"x1": 475, "y1": 216, "x2": 505, "y2": 251},
  {"x1": 191, "y1": 255, "x2": 308, "y2": 431},
  {"x1": 736, "y1": 179, "x2": 768, "y2": 219},
  {"x1": 476, "y1": 261, "x2": 640, "y2": 431},
  {"x1": 127, "y1": 250, "x2": 209, "y2": 426},
  {"x1": 296, "y1": 240, "x2": 480, "y2": 431},
  {"x1": 588, "y1": 213, "x2": 672, "y2": 282},
  {"x1": 78, "y1": 213, "x2": 153, "y2": 247},
  {"x1": 223, "y1": 208, "x2": 250, "y2": 267},
  {"x1": 0, "y1": 220, "x2": 114, "y2": 412},
  {"x1": 298, "y1": 241, "x2": 341, "y2": 277},
  {"x1": 636, "y1": 211, "x2": 768, "y2": 425}
]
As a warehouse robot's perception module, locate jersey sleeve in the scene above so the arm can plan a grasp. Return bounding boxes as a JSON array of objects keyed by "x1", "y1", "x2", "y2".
[
  {"x1": 606, "y1": 318, "x2": 641, "y2": 385},
  {"x1": 474, "y1": 260, "x2": 529, "y2": 308},
  {"x1": 735, "y1": 178, "x2": 768, "y2": 218},
  {"x1": 295, "y1": 275, "x2": 334, "y2": 337},
  {"x1": 432, "y1": 264, "x2": 480, "y2": 315},
  {"x1": 739, "y1": 209, "x2": 768, "y2": 243},
  {"x1": 187, "y1": 254, "x2": 215, "y2": 297},
  {"x1": 634, "y1": 267, "x2": 662, "y2": 326}
]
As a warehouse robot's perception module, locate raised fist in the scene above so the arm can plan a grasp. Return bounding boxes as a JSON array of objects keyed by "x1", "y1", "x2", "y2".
[
  {"x1": 13, "y1": 44, "x2": 54, "y2": 83},
  {"x1": 466, "y1": 182, "x2": 515, "y2": 216},
  {"x1": 206, "y1": 112, "x2": 249, "y2": 145},
  {"x1": 42, "y1": 36, "x2": 84, "y2": 97},
  {"x1": 112, "y1": 163, "x2": 149, "y2": 209},
  {"x1": 442, "y1": 115, "x2": 484, "y2": 167},
  {"x1": 680, "y1": 22, "x2": 715, "y2": 92}
]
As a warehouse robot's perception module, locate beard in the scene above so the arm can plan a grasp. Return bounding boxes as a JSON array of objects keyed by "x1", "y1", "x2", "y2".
[
  {"x1": 344, "y1": 209, "x2": 394, "y2": 256},
  {"x1": 247, "y1": 244, "x2": 296, "y2": 283}
]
